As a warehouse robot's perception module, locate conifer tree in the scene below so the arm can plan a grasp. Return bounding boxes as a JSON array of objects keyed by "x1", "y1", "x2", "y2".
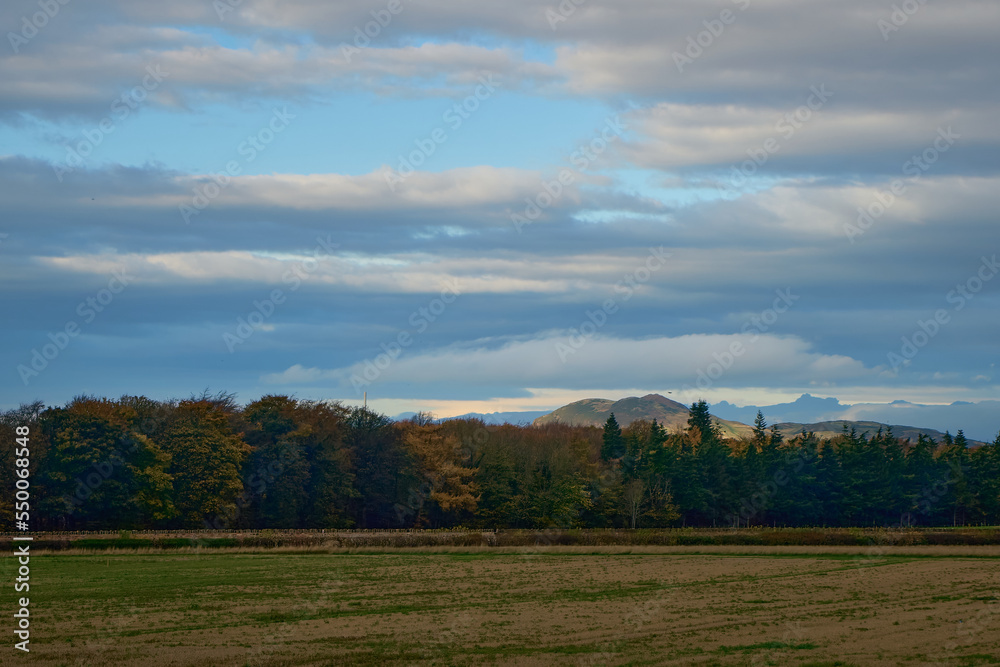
[{"x1": 601, "y1": 413, "x2": 625, "y2": 460}]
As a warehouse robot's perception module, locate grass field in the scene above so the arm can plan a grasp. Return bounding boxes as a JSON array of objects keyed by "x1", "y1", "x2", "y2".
[{"x1": 5, "y1": 548, "x2": 1000, "y2": 666}]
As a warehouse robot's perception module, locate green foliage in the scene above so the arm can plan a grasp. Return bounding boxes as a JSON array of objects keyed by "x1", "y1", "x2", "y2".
[
  {"x1": 159, "y1": 400, "x2": 248, "y2": 527},
  {"x1": 2, "y1": 395, "x2": 1000, "y2": 531},
  {"x1": 346, "y1": 407, "x2": 417, "y2": 528},
  {"x1": 600, "y1": 413, "x2": 624, "y2": 460}
]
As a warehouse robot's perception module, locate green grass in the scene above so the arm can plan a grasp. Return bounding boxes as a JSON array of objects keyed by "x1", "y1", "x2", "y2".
[
  {"x1": 7, "y1": 526, "x2": 1000, "y2": 552},
  {"x1": 7, "y1": 550, "x2": 999, "y2": 666},
  {"x1": 716, "y1": 640, "x2": 818, "y2": 654}
]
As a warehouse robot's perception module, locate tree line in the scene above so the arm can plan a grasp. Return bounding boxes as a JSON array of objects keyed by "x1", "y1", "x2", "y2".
[{"x1": 2, "y1": 394, "x2": 998, "y2": 531}]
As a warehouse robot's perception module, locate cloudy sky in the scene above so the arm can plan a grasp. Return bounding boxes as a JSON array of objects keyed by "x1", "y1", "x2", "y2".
[{"x1": 2, "y1": 0, "x2": 998, "y2": 419}]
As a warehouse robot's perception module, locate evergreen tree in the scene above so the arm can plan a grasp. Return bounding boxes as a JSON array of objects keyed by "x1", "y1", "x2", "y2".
[
  {"x1": 601, "y1": 413, "x2": 625, "y2": 460},
  {"x1": 752, "y1": 410, "x2": 768, "y2": 448},
  {"x1": 687, "y1": 400, "x2": 717, "y2": 446},
  {"x1": 906, "y1": 434, "x2": 940, "y2": 525},
  {"x1": 687, "y1": 400, "x2": 733, "y2": 526},
  {"x1": 941, "y1": 430, "x2": 975, "y2": 526},
  {"x1": 972, "y1": 433, "x2": 1000, "y2": 523}
]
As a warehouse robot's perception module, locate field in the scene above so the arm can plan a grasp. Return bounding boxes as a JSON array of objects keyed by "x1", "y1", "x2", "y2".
[{"x1": 4, "y1": 547, "x2": 1000, "y2": 666}]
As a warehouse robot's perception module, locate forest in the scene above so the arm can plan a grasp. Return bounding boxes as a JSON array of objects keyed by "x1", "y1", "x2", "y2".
[{"x1": 2, "y1": 394, "x2": 999, "y2": 531}]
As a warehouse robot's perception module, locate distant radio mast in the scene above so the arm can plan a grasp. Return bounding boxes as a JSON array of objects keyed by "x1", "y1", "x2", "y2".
[{"x1": 364, "y1": 391, "x2": 367, "y2": 409}]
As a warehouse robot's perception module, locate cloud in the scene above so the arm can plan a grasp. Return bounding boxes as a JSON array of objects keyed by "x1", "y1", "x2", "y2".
[
  {"x1": 36, "y1": 249, "x2": 613, "y2": 294},
  {"x1": 552, "y1": 0, "x2": 1000, "y2": 108},
  {"x1": 262, "y1": 332, "x2": 878, "y2": 394},
  {"x1": 619, "y1": 104, "x2": 998, "y2": 176},
  {"x1": 1, "y1": 0, "x2": 997, "y2": 415},
  {"x1": 0, "y1": 32, "x2": 554, "y2": 120}
]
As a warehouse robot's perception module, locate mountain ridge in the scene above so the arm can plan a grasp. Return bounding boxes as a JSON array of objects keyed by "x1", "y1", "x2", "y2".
[
  {"x1": 533, "y1": 393, "x2": 754, "y2": 439},
  {"x1": 530, "y1": 393, "x2": 984, "y2": 444}
]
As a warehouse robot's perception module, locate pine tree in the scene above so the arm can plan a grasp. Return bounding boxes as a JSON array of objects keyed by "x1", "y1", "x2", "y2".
[
  {"x1": 687, "y1": 400, "x2": 717, "y2": 447},
  {"x1": 752, "y1": 410, "x2": 768, "y2": 448},
  {"x1": 687, "y1": 400, "x2": 732, "y2": 526},
  {"x1": 601, "y1": 413, "x2": 625, "y2": 460}
]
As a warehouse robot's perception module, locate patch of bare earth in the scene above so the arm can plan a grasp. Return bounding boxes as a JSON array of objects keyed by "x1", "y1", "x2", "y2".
[{"x1": 23, "y1": 552, "x2": 1000, "y2": 666}]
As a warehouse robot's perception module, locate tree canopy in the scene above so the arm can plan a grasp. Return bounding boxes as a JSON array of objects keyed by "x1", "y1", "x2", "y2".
[{"x1": 3, "y1": 397, "x2": 998, "y2": 530}]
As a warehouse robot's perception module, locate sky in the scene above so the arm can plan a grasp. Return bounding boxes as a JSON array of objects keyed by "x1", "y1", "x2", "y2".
[{"x1": 1, "y1": 0, "x2": 998, "y2": 422}]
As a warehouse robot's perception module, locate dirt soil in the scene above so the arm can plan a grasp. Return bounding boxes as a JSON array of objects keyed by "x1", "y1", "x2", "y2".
[{"x1": 8, "y1": 550, "x2": 1000, "y2": 666}]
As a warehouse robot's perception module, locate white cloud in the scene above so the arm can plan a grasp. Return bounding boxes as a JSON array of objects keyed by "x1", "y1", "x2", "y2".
[
  {"x1": 262, "y1": 332, "x2": 878, "y2": 391},
  {"x1": 103, "y1": 166, "x2": 557, "y2": 213},
  {"x1": 38, "y1": 248, "x2": 655, "y2": 294},
  {"x1": 619, "y1": 103, "x2": 997, "y2": 171},
  {"x1": 0, "y1": 35, "x2": 555, "y2": 116}
]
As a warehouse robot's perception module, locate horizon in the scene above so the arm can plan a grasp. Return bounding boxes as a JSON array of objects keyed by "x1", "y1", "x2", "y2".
[
  {"x1": 2, "y1": 0, "x2": 998, "y2": 436},
  {"x1": 11, "y1": 387, "x2": 999, "y2": 441},
  {"x1": 3, "y1": 3, "x2": 999, "y2": 662}
]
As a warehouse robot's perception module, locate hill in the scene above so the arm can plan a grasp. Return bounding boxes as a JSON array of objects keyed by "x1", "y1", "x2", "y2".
[
  {"x1": 709, "y1": 394, "x2": 999, "y2": 442},
  {"x1": 532, "y1": 393, "x2": 753, "y2": 438},
  {"x1": 443, "y1": 410, "x2": 550, "y2": 425},
  {"x1": 532, "y1": 394, "x2": 980, "y2": 444},
  {"x1": 774, "y1": 420, "x2": 984, "y2": 445}
]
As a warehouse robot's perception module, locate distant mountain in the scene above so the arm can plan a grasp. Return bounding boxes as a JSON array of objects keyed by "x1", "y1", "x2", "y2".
[
  {"x1": 393, "y1": 410, "x2": 549, "y2": 425},
  {"x1": 772, "y1": 420, "x2": 983, "y2": 446},
  {"x1": 533, "y1": 393, "x2": 753, "y2": 439},
  {"x1": 531, "y1": 393, "x2": 987, "y2": 445},
  {"x1": 711, "y1": 394, "x2": 1000, "y2": 442},
  {"x1": 711, "y1": 394, "x2": 848, "y2": 425},
  {"x1": 443, "y1": 410, "x2": 549, "y2": 425}
]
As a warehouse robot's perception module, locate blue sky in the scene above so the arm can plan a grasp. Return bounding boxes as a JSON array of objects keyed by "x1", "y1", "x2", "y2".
[{"x1": 1, "y1": 0, "x2": 998, "y2": 424}]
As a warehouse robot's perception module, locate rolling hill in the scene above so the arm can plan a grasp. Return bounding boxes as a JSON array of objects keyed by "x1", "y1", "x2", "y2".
[
  {"x1": 773, "y1": 420, "x2": 981, "y2": 445},
  {"x1": 532, "y1": 393, "x2": 754, "y2": 438},
  {"x1": 532, "y1": 394, "x2": 980, "y2": 444}
]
